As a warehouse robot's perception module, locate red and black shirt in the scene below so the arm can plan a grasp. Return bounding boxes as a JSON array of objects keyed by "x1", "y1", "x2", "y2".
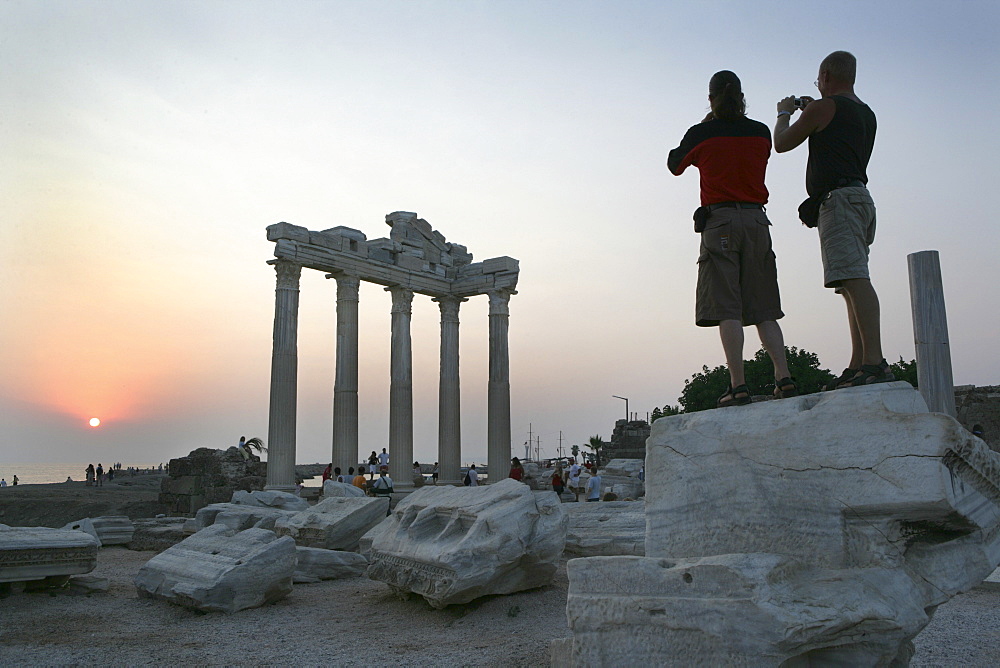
[{"x1": 667, "y1": 117, "x2": 771, "y2": 206}]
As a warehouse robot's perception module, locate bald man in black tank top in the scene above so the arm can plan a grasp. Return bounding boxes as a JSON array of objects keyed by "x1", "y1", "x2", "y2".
[{"x1": 773, "y1": 51, "x2": 893, "y2": 388}]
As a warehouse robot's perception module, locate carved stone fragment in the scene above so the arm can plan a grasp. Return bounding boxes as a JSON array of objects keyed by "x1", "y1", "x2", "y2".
[
  {"x1": 273, "y1": 496, "x2": 388, "y2": 550},
  {"x1": 367, "y1": 478, "x2": 566, "y2": 608}
]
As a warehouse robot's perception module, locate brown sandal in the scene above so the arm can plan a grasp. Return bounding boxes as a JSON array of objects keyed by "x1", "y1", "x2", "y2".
[
  {"x1": 718, "y1": 384, "x2": 751, "y2": 408},
  {"x1": 773, "y1": 377, "x2": 798, "y2": 399}
]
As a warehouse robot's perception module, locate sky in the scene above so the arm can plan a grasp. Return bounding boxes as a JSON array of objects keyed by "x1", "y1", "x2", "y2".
[{"x1": 2, "y1": 0, "x2": 999, "y2": 468}]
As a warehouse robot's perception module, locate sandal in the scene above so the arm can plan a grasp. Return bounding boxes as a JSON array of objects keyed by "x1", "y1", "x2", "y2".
[
  {"x1": 773, "y1": 377, "x2": 798, "y2": 399},
  {"x1": 718, "y1": 384, "x2": 751, "y2": 408},
  {"x1": 823, "y1": 367, "x2": 859, "y2": 391},
  {"x1": 850, "y1": 359, "x2": 895, "y2": 386}
]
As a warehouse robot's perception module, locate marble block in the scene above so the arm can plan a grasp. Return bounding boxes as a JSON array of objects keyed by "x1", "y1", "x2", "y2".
[
  {"x1": 564, "y1": 501, "x2": 644, "y2": 557},
  {"x1": 294, "y1": 547, "x2": 368, "y2": 583},
  {"x1": 91, "y1": 516, "x2": 135, "y2": 545},
  {"x1": 274, "y1": 496, "x2": 389, "y2": 551},
  {"x1": 62, "y1": 518, "x2": 102, "y2": 547},
  {"x1": 192, "y1": 504, "x2": 295, "y2": 532},
  {"x1": 322, "y1": 480, "x2": 366, "y2": 498},
  {"x1": 367, "y1": 478, "x2": 566, "y2": 608},
  {"x1": 231, "y1": 489, "x2": 309, "y2": 511},
  {"x1": 134, "y1": 524, "x2": 295, "y2": 613},
  {"x1": 558, "y1": 383, "x2": 1000, "y2": 666},
  {"x1": 0, "y1": 525, "x2": 99, "y2": 583}
]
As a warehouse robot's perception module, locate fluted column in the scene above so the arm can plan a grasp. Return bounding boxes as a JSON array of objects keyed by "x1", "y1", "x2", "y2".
[
  {"x1": 387, "y1": 286, "x2": 415, "y2": 490},
  {"x1": 332, "y1": 274, "x2": 360, "y2": 471},
  {"x1": 487, "y1": 289, "x2": 515, "y2": 484},
  {"x1": 434, "y1": 295, "x2": 466, "y2": 485},
  {"x1": 266, "y1": 259, "x2": 301, "y2": 491}
]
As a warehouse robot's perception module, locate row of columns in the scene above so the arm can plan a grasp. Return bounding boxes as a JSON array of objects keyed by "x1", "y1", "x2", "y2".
[{"x1": 265, "y1": 258, "x2": 513, "y2": 491}]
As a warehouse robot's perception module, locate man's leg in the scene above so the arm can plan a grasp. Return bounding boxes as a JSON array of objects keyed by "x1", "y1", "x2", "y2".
[
  {"x1": 839, "y1": 278, "x2": 883, "y2": 366},
  {"x1": 719, "y1": 319, "x2": 745, "y2": 387},
  {"x1": 840, "y1": 291, "x2": 864, "y2": 369},
  {"x1": 755, "y1": 320, "x2": 791, "y2": 380}
]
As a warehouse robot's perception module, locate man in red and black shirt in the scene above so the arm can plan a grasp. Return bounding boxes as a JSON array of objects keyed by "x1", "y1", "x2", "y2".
[{"x1": 667, "y1": 70, "x2": 796, "y2": 408}]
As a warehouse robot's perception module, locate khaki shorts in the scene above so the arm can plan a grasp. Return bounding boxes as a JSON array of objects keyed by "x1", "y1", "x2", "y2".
[
  {"x1": 695, "y1": 207, "x2": 784, "y2": 327},
  {"x1": 817, "y1": 187, "x2": 876, "y2": 288}
]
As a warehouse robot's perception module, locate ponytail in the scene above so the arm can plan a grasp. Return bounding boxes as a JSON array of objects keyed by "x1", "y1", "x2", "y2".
[{"x1": 708, "y1": 70, "x2": 746, "y2": 122}]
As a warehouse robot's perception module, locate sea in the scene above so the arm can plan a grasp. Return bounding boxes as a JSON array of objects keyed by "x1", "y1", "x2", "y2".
[{"x1": 0, "y1": 463, "x2": 162, "y2": 486}]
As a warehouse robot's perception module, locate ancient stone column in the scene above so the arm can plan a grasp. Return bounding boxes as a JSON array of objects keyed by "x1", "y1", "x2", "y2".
[
  {"x1": 332, "y1": 274, "x2": 361, "y2": 472},
  {"x1": 387, "y1": 286, "x2": 415, "y2": 490},
  {"x1": 434, "y1": 295, "x2": 467, "y2": 485},
  {"x1": 908, "y1": 250, "x2": 957, "y2": 417},
  {"x1": 265, "y1": 259, "x2": 301, "y2": 492},
  {"x1": 487, "y1": 289, "x2": 514, "y2": 484}
]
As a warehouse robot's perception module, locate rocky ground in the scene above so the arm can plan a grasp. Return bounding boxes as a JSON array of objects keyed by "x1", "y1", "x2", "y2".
[
  {"x1": 0, "y1": 476, "x2": 167, "y2": 528},
  {"x1": 1, "y1": 481, "x2": 999, "y2": 666}
]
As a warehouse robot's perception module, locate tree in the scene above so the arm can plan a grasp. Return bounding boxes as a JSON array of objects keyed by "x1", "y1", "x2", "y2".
[
  {"x1": 571, "y1": 444, "x2": 579, "y2": 459},
  {"x1": 585, "y1": 435, "x2": 604, "y2": 466},
  {"x1": 651, "y1": 407, "x2": 663, "y2": 422},
  {"x1": 651, "y1": 404, "x2": 681, "y2": 423},
  {"x1": 887, "y1": 357, "x2": 918, "y2": 387},
  {"x1": 677, "y1": 346, "x2": 835, "y2": 413}
]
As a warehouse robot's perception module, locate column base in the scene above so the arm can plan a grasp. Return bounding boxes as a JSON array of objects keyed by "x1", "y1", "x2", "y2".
[{"x1": 435, "y1": 478, "x2": 464, "y2": 487}]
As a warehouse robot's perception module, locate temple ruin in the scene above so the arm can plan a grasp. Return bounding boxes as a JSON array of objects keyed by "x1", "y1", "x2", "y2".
[{"x1": 264, "y1": 211, "x2": 519, "y2": 491}]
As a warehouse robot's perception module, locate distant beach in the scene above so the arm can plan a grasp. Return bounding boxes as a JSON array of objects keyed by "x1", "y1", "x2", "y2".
[{"x1": 0, "y1": 463, "x2": 162, "y2": 486}]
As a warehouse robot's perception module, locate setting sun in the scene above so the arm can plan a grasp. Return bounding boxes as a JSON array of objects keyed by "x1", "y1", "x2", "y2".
[{"x1": 89, "y1": 417, "x2": 101, "y2": 427}]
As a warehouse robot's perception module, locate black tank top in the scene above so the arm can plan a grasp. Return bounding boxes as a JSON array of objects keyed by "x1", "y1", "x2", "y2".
[{"x1": 806, "y1": 96, "x2": 876, "y2": 196}]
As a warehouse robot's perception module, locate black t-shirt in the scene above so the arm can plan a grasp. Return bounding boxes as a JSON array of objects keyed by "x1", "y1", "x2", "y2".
[
  {"x1": 668, "y1": 116, "x2": 771, "y2": 206},
  {"x1": 806, "y1": 96, "x2": 877, "y2": 196}
]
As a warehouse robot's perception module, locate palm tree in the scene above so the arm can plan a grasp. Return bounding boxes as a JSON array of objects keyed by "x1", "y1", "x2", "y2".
[
  {"x1": 244, "y1": 437, "x2": 267, "y2": 454},
  {"x1": 585, "y1": 435, "x2": 604, "y2": 467}
]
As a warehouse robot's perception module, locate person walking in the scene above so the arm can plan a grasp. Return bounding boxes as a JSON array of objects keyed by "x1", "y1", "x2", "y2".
[
  {"x1": 12, "y1": 474, "x2": 18, "y2": 486},
  {"x1": 551, "y1": 467, "x2": 565, "y2": 499},
  {"x1": 586, "y1": 468, "x2": 603, "y2": 502},
  {"x1": 567, "y1": 459, "x2": 582, "y2": 501},
  {"x1": 377, "y1": 448, "x2": 390, "y2": 472},
  {"x1": 467, "y1": 464, "x2": 479, "y2": 487},
  {"x1": 668, "y1": 70, "x2": 797, "y2": 407},
  {"x1": 509, "y1": 457, "x2": 525, "y2": 482},
  {"x1": 774, "y1": 51, "x2": 890, "y2": 387},
  {"x1": 368, "y1": 451, "x2": 379, "y2": 479}
]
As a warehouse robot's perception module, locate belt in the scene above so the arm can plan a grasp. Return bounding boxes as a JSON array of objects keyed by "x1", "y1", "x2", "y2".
[
  {"x1": 706, "y1": 201, "x2": 765, "y2": 211},
  {"x1": 834, "y1": 180, "x2": 867, "y2": 190}
]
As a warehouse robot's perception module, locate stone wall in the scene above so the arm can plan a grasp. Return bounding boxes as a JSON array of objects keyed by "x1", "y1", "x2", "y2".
[
  {"x1": 955, "y1": 385, "x2": 1000, "y2": 453},
  {"x1": 158, "y1": 448, "x2": 267, "y2": 516},
  {"x1": 602, "y1": 419, "x2": 650, "y2": 460}
]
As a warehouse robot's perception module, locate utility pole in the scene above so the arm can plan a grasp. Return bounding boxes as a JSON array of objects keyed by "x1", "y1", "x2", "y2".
[{"x1": 558, "y1": 431, "x2": 564, "y2": 460}]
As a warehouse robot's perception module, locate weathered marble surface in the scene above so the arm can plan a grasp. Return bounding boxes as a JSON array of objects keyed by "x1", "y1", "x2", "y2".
[
  {"x1": 563, "y1": 501, "x2": 644, "y2": 557},
  {"x1": 367, "y1": 478, "x2": 566, "y2": 607},
  {"x1": 192, "y1": 503, "x2": 295, "y2": 533},
  {"x1": 134, "y1": 524, "x2": 295, "y2": 613},
  {"x1": 62, "y1": 518, "x2": 102, "y2": 546},
  {"x1": 560, "y1": 383, "x2": 1000, "y2": 666},
  {"x1": 231, "y1": 489, "x2": 309, "y2": 511},
  {"x1": 322, "y1": 480, "x2": 367, "y2": 498},
  {"x1": 91, "y1": 516, "x2": 135, "y2": 545},
  {"x1": 294, "y1": 546, "x2": 368, "y2": 583},
  {"x1": 274, "y1": 496, "x2": 388, "y2": 550},
  {"x1": 0, "y1": 525, "x2": 99, "y2": 583}
]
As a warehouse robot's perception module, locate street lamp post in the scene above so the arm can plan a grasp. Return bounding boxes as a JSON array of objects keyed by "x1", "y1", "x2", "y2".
[{"x1": 612, "y1": 395, "x2": 629, "y2": 422}]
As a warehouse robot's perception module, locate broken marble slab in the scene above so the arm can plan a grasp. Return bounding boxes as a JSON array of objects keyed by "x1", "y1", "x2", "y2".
[
  {"x1": 0, "y1": 525, "x2": 99, "y2": 584},
  {"x1": 367, "y1": 478, "x2": 566, "y2": 608},
  {"x1": 322, "y1": 480, "x2": 366, "y2": 498},
  {"x1": 61, "y1": 518, "x2": 102, "y2": 547},
  {"x1": 230, "y1": 489, "x2": 309, "y2": 511},
  {"x1": 558, "y1": 382, "x2": 1000, "y2": 666},
  {"x1": 134, "y1": 524, "x2": 295, "y2": 613},
  {"x1": 192, "y1": 503, "x2": 295, "y2": 533},
  {"x1": 91, "y1": 516, "x2": 135, "y2": 545},
  {"x1": 293, "y1": 546, "x2": 368, "y2": 583},
  {"x1": 273, "y1": 496, "x2": 388, "y2": 551},
  {"x1": 563, "y1": 501, "x2": 644, "y2": 557}
]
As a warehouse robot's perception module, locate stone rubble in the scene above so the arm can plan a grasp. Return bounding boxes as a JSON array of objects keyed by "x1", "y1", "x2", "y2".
[
  {"x1": 293, "y1": 546, "x2": 368, "y2": 583},
  {"x1": 367, "y1": 478, "x2": 566, "y2": 608},
  {"x1": 274, "y1": 496, "x2": 389, "y2": 551},
  {"x1": 0, "y1": 525, "x2": 99, "y2": 587}
]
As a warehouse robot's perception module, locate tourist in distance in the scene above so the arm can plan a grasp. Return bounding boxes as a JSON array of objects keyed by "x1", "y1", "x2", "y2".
[
  {"x1": 372, "y1": 470, "x2": 394, "y2": 515},
  {"x1": 551, "y1": 466, "x2": 565, "y2": 499},
  {"x1": 432, "y1": 462, "x2": 439, "y2": 484},
  {"x1": 378, "y1": 448, "x2": 390, "y2": 471},
  {"x1": 567, "y1": 459, "x2": 582, "y2": 501},
  {"x1": 11, "y1": 474, "x2": 18, "y2": 486},
  {"x1": 334, "y1": 467, "x2": 344, "y2": 483},
  {"x1": 667, "y1": 70, "x2": 797, "y2": 408},
  {"x1": 585, "y1": 468, "x2": 602, "y2": 502},
  {"x1": 322, "y1": 463, "x2": 332, "y2": 482},
  {"x1": 773, "y1": 51, "x2": 891, "y2": 388},
  {"x1": 509, "y1": 457, "x2": 525, "y2": 482},
  {"x1": 412, "y1": 461, "x2": 423, "y2": 485},
  {"x1": 352, "y1": 467, "x2": 367, "y2": 490},
  {"x1": 0, "y1": 478, "x2": 6, "y2": 488},
  {"x1": 367, "y1": 451, "x2": 379, "y2": 479},
  {"x1": 467, "y1": 464, "x2": 479, "y2": 487}
]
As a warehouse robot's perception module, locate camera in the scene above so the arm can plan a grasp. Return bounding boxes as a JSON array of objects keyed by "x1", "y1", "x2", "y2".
[{"x1": 793, "y1": 97, "x2": 806, "y2": 108}]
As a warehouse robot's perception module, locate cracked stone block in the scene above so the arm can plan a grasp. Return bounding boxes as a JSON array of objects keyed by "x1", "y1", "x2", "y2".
[
  {"x1": 134, "y1": 524, "x2": 295, "y2": 613},
  {"x1": 230, "y1": 490, "x2": 309, "y2": 511},
  {"x1": 62, "y1": 518, "x2": 102, "y2": 547},
  {"x1": 293, "y1": 547, "x2": 368, "y2": 583},
  {"x1": 273, "y1": 496, "x2": 389, "y2": 550},
  {"x1": 192, "y1": 503, "x2": 296, "y2": 532},
  {"x1": 367, "y1": 478, "x2": 566, "y2": 608},
  {"x1": 0, "y1": 525, "x2": 99, "y2": 584},
  {"x1": 558, "y1": 382, "x2": 1000, "y2": 666},
  {"x1": 322, "y1": 480, "x2": 367, "y2": 498},
  {"x1": 92, "y1": 516, "x2": 135, "y2": 546},
  {"x1": 564, "y1": 502, "x2": 644, "y2": 557}
]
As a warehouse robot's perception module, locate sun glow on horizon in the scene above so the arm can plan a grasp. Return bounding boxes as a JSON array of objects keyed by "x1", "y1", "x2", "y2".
[{"x1": 89, "y1": 417, "x2": 101, "y2": 427}]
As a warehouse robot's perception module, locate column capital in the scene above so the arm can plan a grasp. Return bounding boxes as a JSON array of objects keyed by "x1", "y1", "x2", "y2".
[
  {"x1": 386, "y1": 286, "x2": 414, "y2": 315},
  {"x1": 269, "y1": 259, "x2": 302, "y2": 290},
  {"x1": 487, "y1": 288, "x2": 516, "y2": 316},
  {"x1": 433, "y1": 295, "x2": 468, "y2": 323},
  {"x1": 335, "y1": 274, "x2": 361, "y2": 301}
]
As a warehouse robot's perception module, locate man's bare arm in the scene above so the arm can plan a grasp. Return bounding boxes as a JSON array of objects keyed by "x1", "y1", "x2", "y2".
[{"x1": 773, "y1": 96, "x2": 834, "y2": 153}]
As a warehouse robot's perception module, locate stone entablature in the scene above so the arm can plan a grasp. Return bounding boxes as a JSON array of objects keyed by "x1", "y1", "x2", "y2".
[
  {"x1": 266, "y1": 212, "x2": 518, "y2": 299},
  {"x1": 264, "y1": 211, "x2": 519, "y2": 493}
]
